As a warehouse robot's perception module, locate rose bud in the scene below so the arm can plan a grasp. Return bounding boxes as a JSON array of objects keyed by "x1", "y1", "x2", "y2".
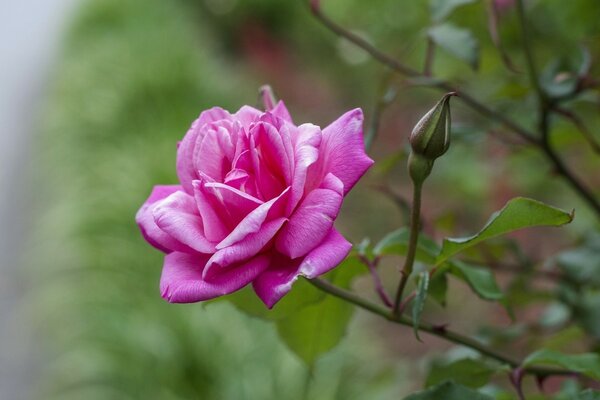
[
  {"x1": 136, "y1": 99, "x2": 373, "y2": 308},
  {"x1": 409, "y1": 92, "x2": 456, "y2": 160}
]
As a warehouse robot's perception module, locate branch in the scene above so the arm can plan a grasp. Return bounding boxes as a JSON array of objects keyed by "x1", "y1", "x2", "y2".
[
  {"x1": 308, "y1": 277, "x2": 575, "y2": 378},
  {"x1": 308, "y1": 0, "x2": 600, "y2": 217}
]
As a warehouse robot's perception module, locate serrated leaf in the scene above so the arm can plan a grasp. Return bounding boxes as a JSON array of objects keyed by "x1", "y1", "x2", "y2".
[
  {"x1": 426, "y1": 358, "x2": 497, "y2": 388},
  {"x1": 523, "y1": 349, "x2": 600, "y2": 380},
  {"x1": 450, "y1": 261, "x2": 503, "y2": 301},
  {"x1": 405, "y1": 380, "x2": 493, "y2": 400},
  {"x1": 275, "y1": 256, "x2": 366, "y2": 365},
  {"x1": 435, "y1": 197, "x2": 573, "y2": 267},
  {"x1": 412, "y1": 272, "x2": 430, "y2": 341},
  {"x1": 428, "y1": 23, "x2": 479, "y2": 69},
  {"x1": 429, "y1": 0, "x2": 478, "y2": 22}
]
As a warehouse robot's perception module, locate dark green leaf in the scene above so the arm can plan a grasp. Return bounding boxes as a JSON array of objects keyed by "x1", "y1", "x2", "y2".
[
  {"x1": 428, "y1": 23, "x2": 479, "y2": 69},
  {"x1": 405, "y1": 380, "x2": 493, "y2": 400},
  {"x1": 449, "y1": 261, "x2": 503, "y2": 301},
  {"x1": 523, "y1": 349, "x2": 600, "y2": 380},
  {"x1": 412, "y1": 272, "x2": 430, "y2": 341},
  {"x1": 429, "y1": 0, "x2": 478, "y2": 22},
  {"x1": 436, "y1": 197, "x2": 573, "y2": 267},
  {"x1": 425, "y1": 358, "x2": 496, "y2": 388}
]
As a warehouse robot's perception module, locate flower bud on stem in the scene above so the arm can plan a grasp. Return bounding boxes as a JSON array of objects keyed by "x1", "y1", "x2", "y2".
[{"x1": 393, "y1": 93, "x2": 455, "y2": 316}]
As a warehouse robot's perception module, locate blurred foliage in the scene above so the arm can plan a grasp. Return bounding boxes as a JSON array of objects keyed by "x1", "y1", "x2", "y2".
[{"x1": 28, "y1": 0, "x2": 600, "y2": 398}]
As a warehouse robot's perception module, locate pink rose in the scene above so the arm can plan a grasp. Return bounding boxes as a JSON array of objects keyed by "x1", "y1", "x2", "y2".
[{"x1": 136, "y1": 101, "x2": 373, "y2": 308}]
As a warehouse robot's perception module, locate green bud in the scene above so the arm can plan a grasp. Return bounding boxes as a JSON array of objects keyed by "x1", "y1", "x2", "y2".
[
  {"x1": 408, "y1": 152, "x2": 433, "y2": 186},
  {"x1": 409, "y1": 92, "x2": 456, "y2": 160}
]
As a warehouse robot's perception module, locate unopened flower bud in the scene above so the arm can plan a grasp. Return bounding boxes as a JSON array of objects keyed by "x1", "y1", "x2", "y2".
[{"x1": 409, "y1": 92, "x2": 456, "y2": 160}]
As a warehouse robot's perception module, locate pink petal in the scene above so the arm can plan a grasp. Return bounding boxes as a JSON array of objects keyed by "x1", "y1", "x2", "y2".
[
  {"x1": 312, "y1": 108, "x2": 374, "y2": 195},
  {"x1": 192, "y1": 179, "x2": 230, "y2": 242},
  {"x1": 253, "y1": 228, "x2": 352, "y2": 308},
  {"x1": 204, "y1": 217, "x2": 287, "y2": 278},
  {"x1": 160, "y1": 252, "x2": 270, "y2": 303},
  {"x1": 177, "y1": 107, "x2": 232, "y2": 193},
  {"x1": 136, "y1": 185, "x2": 193, "y2": 253},
  {"x1": 234, "y1": 105, "x2": 262, "y2": 127},
  {"x1": 216, "y1": 186, "x2": 290, "y2": 249},
  {"x1": 288, "y1": 123, "x2": 322, "y2": 213},
  {"x1": 203, "y1": 182, "x2": 263, "y2": 226},
  {"x1": 253, "y1": 121, "x2": 293, "y2": 184},
  {"x1": 248, "y1": 127, "x2": 287, "y2": 200},
  {"x1": 271, "y1": 100, "x2": 293, "y2": 123},
  {"x1": 275, "y1": 173, "x2": 343, "y2": 259},
  {"x1": 152, "y1": 191, "x2": 216, "y2": 254},
  {"x1": 194, "y1": 124, "x2": 236, "y2": 182}
]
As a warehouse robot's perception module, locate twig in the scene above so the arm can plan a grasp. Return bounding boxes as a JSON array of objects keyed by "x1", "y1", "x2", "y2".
[
  {"x1": 553, "y1": 106, "x2": 600, "y2": 154},
  {"x1": 308, "y1": 0, "x2": 600, "y2": 217},
  {"x1": 358, "y1": 255, "x2": 393, "y2": 308},
  {"x1": 308, "y1": 277, "x2": 575, "y2": 378}
]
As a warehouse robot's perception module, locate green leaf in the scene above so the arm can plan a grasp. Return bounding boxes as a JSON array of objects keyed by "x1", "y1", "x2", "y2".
[
  {"x1": 435, "y1": 197, "x2": 573, "y2": 267},
  {"x1": 429, "y1": 271, "x2": 448, "y2": 306},
  {"x1": 428, "y1": 23, "x2": 479, "y2": 69},
  {"x1": 426, "y1": 358, "x2": 497, "y2": 388},
  {"x1": 374, "y1": 227, "x2": 439, "y2": 263},
  {"x1": 523, "y1": 349, "x2": 600, "y2": 380},
  {"x1": 450, "y1": 261, "x2": 503, "y2": 301},
  {"x1": 275, "y1": 256, "x2": 366, "y2": 365},
  {"x1": 578, "y1": 389, "x2": 600, "y2": 400},
  {"x1": 429, "y1": 0, "x2": 478, "y2": 22},
  {"x1": 276, "y1": 291, "x2": 354, "y2": 365},
  {"x1": 405, "y1": 380, "x2": 493, "y2": 400},
  {"x1": 224, "y1": 278, "x2": 325, "y2": 320},
  {"x1": 412, "y1": 272, "x2": 430, "y2": 341}
]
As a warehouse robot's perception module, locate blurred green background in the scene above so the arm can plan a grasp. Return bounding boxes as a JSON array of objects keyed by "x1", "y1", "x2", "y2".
[{"x1": 4, "y1": 0, "x2": 600, "y2": 399}]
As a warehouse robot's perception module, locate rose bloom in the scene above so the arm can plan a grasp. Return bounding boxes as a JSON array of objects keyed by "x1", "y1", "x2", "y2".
[{"x1": 136, "y1": 101, "x2": 373, "y2": 308}]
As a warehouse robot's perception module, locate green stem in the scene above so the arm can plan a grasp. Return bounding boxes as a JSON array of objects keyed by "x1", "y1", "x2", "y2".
[
  {"x1": 308, "y1": 278, "x2": 574, "y2": 378},
  {"x1": 393, "y1": 181, "x2": 422, "y2": 315}
]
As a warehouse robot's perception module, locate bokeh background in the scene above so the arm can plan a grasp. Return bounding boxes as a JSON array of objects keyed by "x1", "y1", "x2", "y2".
[{"x1": 1, "y1": 0, "x2": 599, "y2": 399}]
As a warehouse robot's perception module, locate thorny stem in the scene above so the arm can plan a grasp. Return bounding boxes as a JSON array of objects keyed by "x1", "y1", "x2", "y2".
[
  {"x1": 393, "y1": 181, "x2": 422, "y2": 315},
  {"x1": 308, "y1": 0, "x2": 600, "y2": 218},
  {"x1": 308, "y1": 277, "x2": 575, "y2": 378}
]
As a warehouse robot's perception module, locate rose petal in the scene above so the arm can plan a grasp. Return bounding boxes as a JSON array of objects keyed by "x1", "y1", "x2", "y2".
[
  {"x1": 203, "y1": 182, "x2": 263, "y2": 226},
  {"x1": 310, "y1": 108, "x2": 373, "y2": 195},
  {"x1": 192, "y1": 179, "x2": 231, "y2": 242},
  {"x1": 152, "y1": 191, "x2": 216, "y2": 254},
  {"x1": 204, "y1": 217, "x2": 287, "y2": 278},
  {"x1": 216, "y1": 186, "x2": 290, "y2": 249},
  {"x1": 136, "y1": 185, "x2": 193, "y2": 253},
  {"x1": 288, "y1": 123, "x2": 322, "y2": 213},
  {"x1": 275, "y1": 173, "x2": 343, "y2": 259},
  {"x1": 177, "y1": 107, "x2": 232, "y2": 193},
  {"x1": 271, "y1": 100, "x2": 293, "y2": 123},
  {"x1": 194, "y1": 124, "x2": 236, "y2": 182},
  {"x1": 160, "y1": 252, "x2": 270, "y2": 303},
  {"x1": 253, "y1": 228, "x2": 352, "y2": 308},
  {"x1": 235, "y1": 105, "x2": 262, "y2": 128}
]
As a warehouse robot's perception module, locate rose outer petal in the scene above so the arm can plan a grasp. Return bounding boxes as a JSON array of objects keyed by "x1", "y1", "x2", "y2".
[
  {"x1": 315, "y1": 108, "x2": 374, "y2": 195},
  {"x1": 160, "y1": 252, "x2": 270, "y2": 303},
  {"x1": 136, "y1": 185, "x2": 193, "y2": 254},
  {"x1": 152, "y1": 190, "x2": 216, "y2": 254},
  {"x1": 253, "y1": 228, "x2": 352, "y2": 308}
]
